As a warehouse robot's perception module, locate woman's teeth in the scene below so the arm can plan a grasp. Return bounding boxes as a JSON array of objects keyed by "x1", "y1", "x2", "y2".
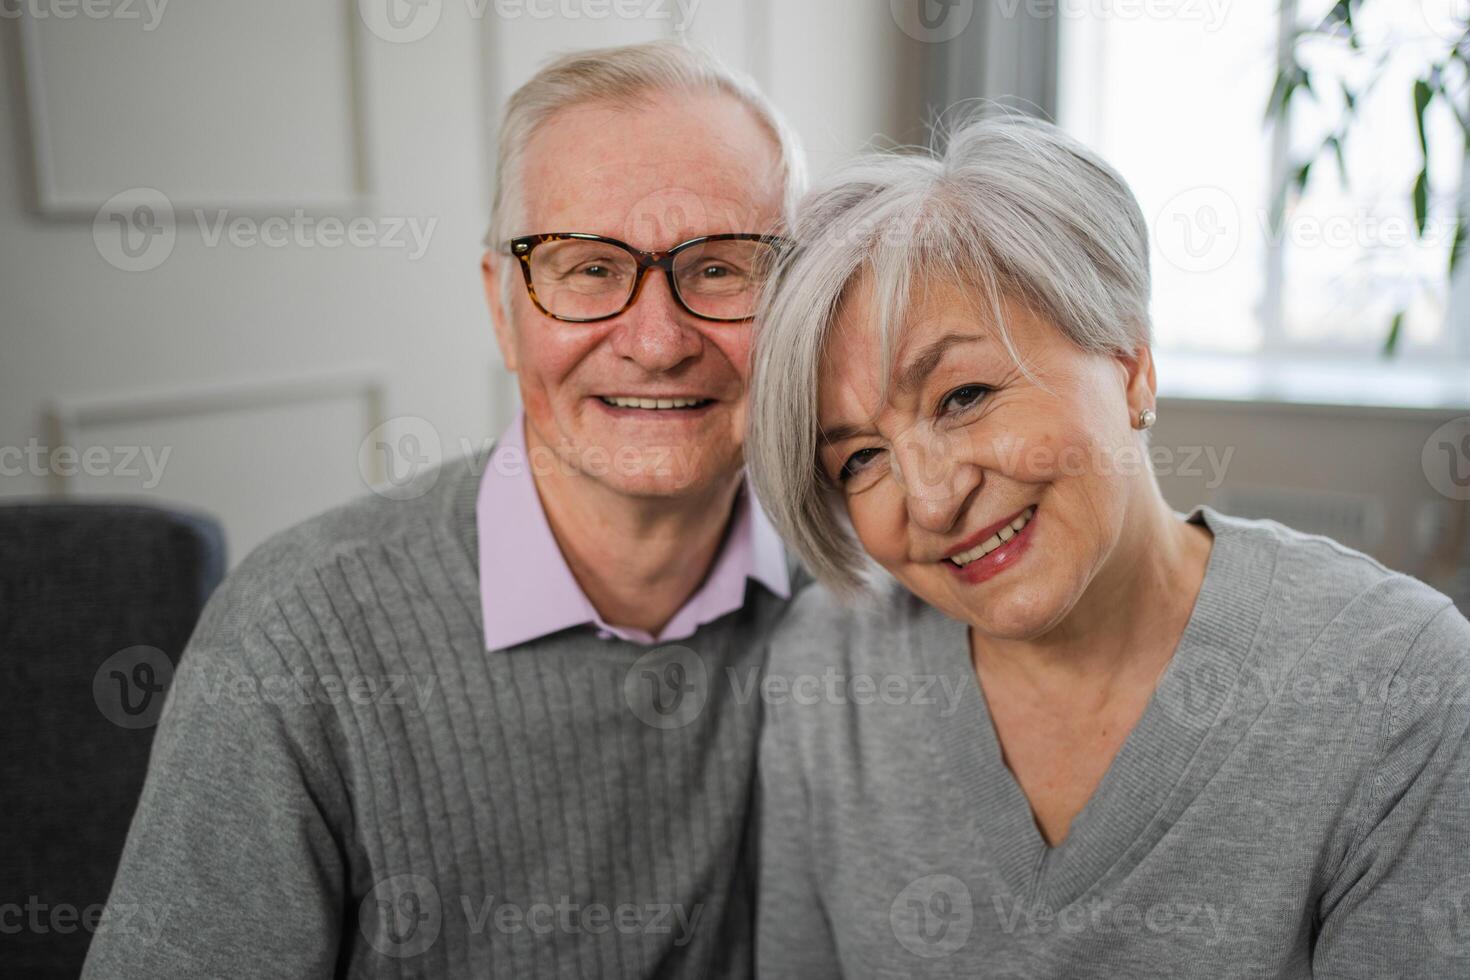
[
  {"x1": 600, "y1": 396, "x2": 709, "y2": 410},
  {"x1": 949, "y1": 506, "x2": 1036, "y2": 567}
]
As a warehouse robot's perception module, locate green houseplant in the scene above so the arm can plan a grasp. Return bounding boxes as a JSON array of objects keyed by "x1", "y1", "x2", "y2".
[{"x1": 1267, "y1": 0, "x2": 1469, "y2": 354}]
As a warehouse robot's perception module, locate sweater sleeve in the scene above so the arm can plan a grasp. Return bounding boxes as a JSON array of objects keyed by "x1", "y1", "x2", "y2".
[
  {"x1": 755, "y1": 662, "x2": 843, "y2": 980},
  {"x1": 1313, "y1": 601, "x2": 1470, "y2": 978},
  {"x1": 80, "y1": 575, "x2": 350, "y2": 979}
]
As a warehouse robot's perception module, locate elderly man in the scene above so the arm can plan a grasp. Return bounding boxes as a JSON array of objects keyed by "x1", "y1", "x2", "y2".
[{"x1": 82, "y1": 40, "x2": 805, "y2": 979}]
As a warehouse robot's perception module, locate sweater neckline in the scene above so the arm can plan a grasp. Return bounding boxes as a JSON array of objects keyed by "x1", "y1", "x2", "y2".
[{"x1": 913, "y1": 505, "x2": 1279, "y2": 910}]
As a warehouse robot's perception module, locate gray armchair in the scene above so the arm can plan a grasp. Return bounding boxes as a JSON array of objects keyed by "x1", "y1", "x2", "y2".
[{"x1": 0, "y1": 502, "x2": 226, "y2": 979}]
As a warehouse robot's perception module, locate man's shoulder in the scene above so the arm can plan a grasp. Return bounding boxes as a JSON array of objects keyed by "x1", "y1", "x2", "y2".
[{"x1": 205, "y1": 453, "x2": 482, "y2": 633}]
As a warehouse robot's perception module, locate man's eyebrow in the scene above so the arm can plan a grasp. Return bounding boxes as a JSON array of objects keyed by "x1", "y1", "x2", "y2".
[{"x1": 894, "y1": 332, "x2": 989, "y2": 394}]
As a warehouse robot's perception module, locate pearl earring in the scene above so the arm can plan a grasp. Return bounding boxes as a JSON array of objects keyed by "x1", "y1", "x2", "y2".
[{"x1": 1137, "y1": 407, "x2": 1156, "y2": 430}]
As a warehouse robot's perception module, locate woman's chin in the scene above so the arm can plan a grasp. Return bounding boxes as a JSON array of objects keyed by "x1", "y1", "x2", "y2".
[
  {"x1": 960, "y1": 591, "x2": 1066, "y2": 642},
  {"x1": 899, "y1": 566, "x2": 1069, "y2": 642}
]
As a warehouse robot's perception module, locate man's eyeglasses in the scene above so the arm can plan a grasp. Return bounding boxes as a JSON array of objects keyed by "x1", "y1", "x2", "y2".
[{"x1": 504, "y1": 232, "x2": 787, "y2": 323}]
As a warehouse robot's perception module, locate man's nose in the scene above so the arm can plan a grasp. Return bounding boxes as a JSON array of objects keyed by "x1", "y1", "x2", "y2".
[
  {"x1": 894, "y1": 436, "x2": 982, "y2": 534},
  {"x1": 608, "y1": 270, "x2": 704, "y2": 373}
]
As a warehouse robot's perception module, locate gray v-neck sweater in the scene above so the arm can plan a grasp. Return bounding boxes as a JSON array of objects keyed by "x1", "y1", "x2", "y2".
[
  {"x1": 81, "y1": 451, "x2": 799, "y2": 979},
  {"x1": 756, "y1": 506, "x2": 1470, "y2": 978}
]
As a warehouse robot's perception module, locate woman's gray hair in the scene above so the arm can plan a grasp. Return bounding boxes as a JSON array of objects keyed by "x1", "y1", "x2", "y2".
[
  {"x1": 484, "y1": 39, "x2": 806, "y2": 320},
  {"x1": 747, "y1": 111, "x2": 1153, "y2": 597}
]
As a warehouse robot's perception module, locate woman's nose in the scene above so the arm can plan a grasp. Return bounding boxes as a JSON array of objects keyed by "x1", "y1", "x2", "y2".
[{"x1": 892, "y1": 432, "x2": 982, "y2": 533}]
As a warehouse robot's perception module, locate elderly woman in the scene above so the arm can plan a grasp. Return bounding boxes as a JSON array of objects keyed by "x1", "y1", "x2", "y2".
[{"x1": 746, "y1": 115, "x2": 1470, "y2": 978}]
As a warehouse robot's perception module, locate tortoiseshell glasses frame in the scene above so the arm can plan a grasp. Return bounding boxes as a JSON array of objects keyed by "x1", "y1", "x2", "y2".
[{"x1": 504, "y1": 232, "x2": 789, "y2": 324}]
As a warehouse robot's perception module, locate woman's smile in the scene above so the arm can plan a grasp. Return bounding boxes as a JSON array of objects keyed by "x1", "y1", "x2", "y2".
[{"x1": 941, "y1": 504, "x2": 1038, "y2": 585}]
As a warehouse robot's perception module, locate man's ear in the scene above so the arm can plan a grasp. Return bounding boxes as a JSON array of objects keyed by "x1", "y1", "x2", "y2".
[{"x1": 482, "y1": 252, "x2": 519, "y2": 373}]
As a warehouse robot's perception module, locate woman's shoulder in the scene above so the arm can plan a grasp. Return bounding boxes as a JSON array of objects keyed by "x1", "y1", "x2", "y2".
[
  {"x1": 1192, "y1": 504, "x2": 1470, "y2": 676},
  {"x1": 766, "y1": 569, "x2": 933, "y2": 676},
  {"x1": 1196, "y1": 503, "x2": 1451, "y2": 602}
]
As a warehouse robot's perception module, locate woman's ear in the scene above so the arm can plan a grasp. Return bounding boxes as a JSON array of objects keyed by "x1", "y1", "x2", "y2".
[
  {"x1": 482, "y1": 252, "x2": 519, "y2": 373},
  {"x1": 1117, "y1": 344, "x2": 1157, "y2": 420}
]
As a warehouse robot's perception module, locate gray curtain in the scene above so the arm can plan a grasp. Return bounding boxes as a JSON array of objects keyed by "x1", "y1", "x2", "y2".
[{"x1": 918, "y1": 1, "x2": 1059, "y2": 131}]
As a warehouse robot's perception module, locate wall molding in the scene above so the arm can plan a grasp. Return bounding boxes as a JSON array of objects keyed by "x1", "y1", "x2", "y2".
[
  {"x1": 19, "y1": 5, "x2": 375, "y2": 217},
  {"x1": 42, "y1": 367, "x2": 388, "y2": 495}
]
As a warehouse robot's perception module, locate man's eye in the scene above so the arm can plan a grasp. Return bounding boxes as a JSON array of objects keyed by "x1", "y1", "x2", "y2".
[
  {"x1": 576, "y1": 264, "x2": 612, "y2": 278},
  {"x1": 839, "y1": 447, "x2": 883, "y2": 482},
  {"x1": 699, "y1": 264, "x2": 731, "y2": 279},
  {"x1": 941, "y1": 384, "x2": 990, "y2": 414}
]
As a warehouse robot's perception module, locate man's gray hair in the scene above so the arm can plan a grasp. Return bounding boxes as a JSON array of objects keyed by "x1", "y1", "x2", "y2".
[
  {"x1": 747, "y1": 112, "x2": 1153, "y2": 597},
  {"x1": 484, "y1": 39, "x2": 806, "y2": 317}
]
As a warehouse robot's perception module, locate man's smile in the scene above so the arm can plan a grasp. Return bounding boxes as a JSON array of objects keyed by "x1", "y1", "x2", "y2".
[{"x1": 595, "y1": 395, "x2": 718, "y2": 413}]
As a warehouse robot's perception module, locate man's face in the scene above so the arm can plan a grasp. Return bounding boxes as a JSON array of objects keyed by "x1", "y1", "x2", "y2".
[{"x1": 484, "y1": 90, "x2": 785, "y2": 500}]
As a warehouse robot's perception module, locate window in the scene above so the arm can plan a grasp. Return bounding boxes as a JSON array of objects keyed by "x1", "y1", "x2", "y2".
[{"x1": 1057, "y1": 0, "x2": 1469, "y2": 363}]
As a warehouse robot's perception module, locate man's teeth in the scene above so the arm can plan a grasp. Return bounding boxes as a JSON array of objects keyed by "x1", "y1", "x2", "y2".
[
  {"x1": 600, "y1": 396, "x2": 709, "y2": 410},
  {"x1": 949, "y1": 506, "x2": 1036, "y2": 567}
]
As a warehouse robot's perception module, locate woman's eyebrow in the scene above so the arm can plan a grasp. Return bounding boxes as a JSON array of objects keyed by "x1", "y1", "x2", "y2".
[
  {"x1": 819, "y1": 333, "x2": 990, "y2": 446},
  {"x1": 894, "y1": 332, "x2": 989, "y2": 394},
  {"x1": 819, "y1": 420, "x2": 871, "y2": 446}
]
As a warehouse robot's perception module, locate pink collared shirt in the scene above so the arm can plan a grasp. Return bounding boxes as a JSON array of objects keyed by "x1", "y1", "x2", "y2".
[{"x1": 477, "y1": 410, "x2": 791, "y2": 650}]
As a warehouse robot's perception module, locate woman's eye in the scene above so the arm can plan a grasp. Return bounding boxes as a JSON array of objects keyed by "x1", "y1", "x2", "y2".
[
  {"x1": 839, "y1": 447, "x2": 883, "y2": 482},
  {"x1": 576, "y1": 264, "x2": 611, "y2": 278},
  {"x1": 941, "y1": 384, "x2": 990, "y2": 414}
]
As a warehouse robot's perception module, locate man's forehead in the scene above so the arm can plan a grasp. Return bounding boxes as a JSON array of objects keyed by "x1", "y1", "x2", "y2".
[{"x1": 517, "y1": 97, "x2": 783, "y2": 244}]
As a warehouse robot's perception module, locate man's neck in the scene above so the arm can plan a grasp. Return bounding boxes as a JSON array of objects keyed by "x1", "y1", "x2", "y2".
[{"x1": 530, "y1": 440, "x2": 744, "y2": 639}]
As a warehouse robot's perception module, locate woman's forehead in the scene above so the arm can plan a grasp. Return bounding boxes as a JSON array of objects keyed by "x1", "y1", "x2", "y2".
[{"x1": 822, "y1": 281, "x2": 1009, "y2": 382}]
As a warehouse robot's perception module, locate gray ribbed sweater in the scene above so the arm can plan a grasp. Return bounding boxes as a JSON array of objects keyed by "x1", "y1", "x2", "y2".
[
  {"x1": 757, "y1": 506, "x2": 1470, "y2": 978},
  {"x1": 81, "y1": 450, "x2": 797, "y2": 978}
]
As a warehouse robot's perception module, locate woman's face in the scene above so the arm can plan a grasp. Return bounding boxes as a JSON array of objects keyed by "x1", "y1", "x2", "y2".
[{"x1": 817, "y1": 277, "x2": 1155, "y2": 639}]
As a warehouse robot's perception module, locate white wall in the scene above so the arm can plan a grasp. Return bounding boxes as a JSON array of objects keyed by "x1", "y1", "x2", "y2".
[
  {"x1": 0, "y1": 0, "x2": 916, "y2": 565},
  {"x1": 8, "y1": 3, "x2": 1458, "y2": 605}
]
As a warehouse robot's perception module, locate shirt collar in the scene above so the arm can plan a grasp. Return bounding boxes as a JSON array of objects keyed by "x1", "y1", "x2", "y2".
[{"x1": 477, "y1": 410, "x2": 790, "y2": 650}]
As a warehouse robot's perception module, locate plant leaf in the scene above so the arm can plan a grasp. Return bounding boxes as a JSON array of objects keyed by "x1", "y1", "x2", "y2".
[
  {"x1": 1414, "y1": 78, "x2": 1432, "y2": 157},
  {"x1": 1451, "y1": 215, "x2": 1466, "y2": 272},
  {"x1": 1383, "y1": 310, "x2": 1405, "y2": 357},
  {"x1": 1266, "y1": 69, "x2": 1296, "y2": 123},
  {"x1": 1413, "y1": 166, "x2": 1429, "y2": 236},
  {"x1": 1321, "y1": 0, "x2": 1353, "y2": 37},
  {"x1": 1293, "y1": 159, "x2": 1314, "y2": 193},
  {"x1": 1325, "y1": 134, "x2": 1348, "y2": 187},
  {"x1": 1266, "y1": 73, "x2": 1287, "y2": 122}
]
